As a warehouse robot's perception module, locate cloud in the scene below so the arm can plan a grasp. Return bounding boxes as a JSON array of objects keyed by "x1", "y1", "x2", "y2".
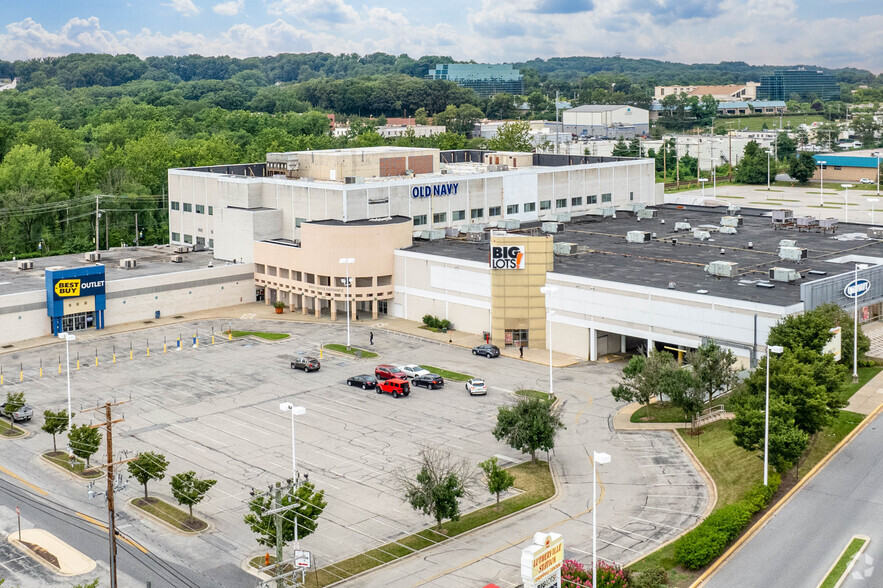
[
  {"x1": 267, "y1": 0, "x2": 358, "y2": 24},
  {"x1": 213, "y1": 0, "x2": 244, "y2": 16},
  {"x1": 532, "y1": 0, "x2": 593, "y2": 14},
  {"x1": 164, "y1": 0, "x2": 201, "y2": 17},
  {"x1": 635, "y1": 0, "x2": 723, "y2": 22}
]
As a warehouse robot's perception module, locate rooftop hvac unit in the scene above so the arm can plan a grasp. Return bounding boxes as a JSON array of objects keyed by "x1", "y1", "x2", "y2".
[
  {"x1": 120, "y1": 258, "x2": 137, "y2": 269},
  {"x1": 868, "y1": 227, "x2": 883, "y2": 239},
  {"x1": 778, "y1": 239, "x2": 797, "y2": 248},
  {"x1": 85, "y1": 251, "x2": 101, "y2": 262},
  {"x1": 720, "y1": 226, "x2": 737, "y2": 235},
  {"x1": 779, "y1": 246, "x2": 808, "y2": 261},
  {"x1": 600, "y1": 207, "x2": 615, "y2": 218},
  {"x1": 170, "y1": 255, "x2": 183, "y2": 263},
  {"x1": 440, "y1": 168, "x2": 449, "y2": 174},
  {"x1": 819, "y1": 218, "x2": 838, "y2": 230},
  {"x1": 192, "y1": 243, "x2": 205, "y2": 252},
  {"x1": 626, "y1": 231, "x2": 652, "y2": 243},
  {"x1": 693, "y1": 229, "x2": 711, "y2": 240},
  {"x1": 498, "y1": 219, "x2": 521, "y2": 230},
  {"x1": 418, "y1": 229, "x2": 444, "y2": 240},
  {"x1": 637, "y1": 209, "x2": 657, "y2": 219},
  {"x1": 769, "y1": 267, "x2": 800, "y2": 282},
  {"x1": 628, "y1": 202, "x2": 646, "y2": 212},
  {"x1": 675, "y1": 222, "x2": 692, "y2": 232},
  {"x1": 795, "y1": 216, "x2": 819, "y2": 230},
  {"x1": 771, "y1": 209, "x2": 794, "y2": 224},
  {"x1": 553, "y1": 242, "x2": 578, "y2": 256},
  {"x1": 720, "y1": 216, "x2": 743, "y2": 227},
  {"x1": 542, "y1": 222, "x2": 561, "y2": 233},
  {"x1": 728, "y1": 205, "x2": 741, "y2": 215},
  {"x1": 174, "y1": 246, "x2": 189, "y2": 254},
  {"x1": 16, "y1": 260, "x2": 33, "y2": 270},
  {"x1": 444, "y1": 227, "x2": 459, "y2": 238},
  {"x1": 705, "y1": 261, "x2": 739, "y2": 277},
  {"x1": 555, "y1": 212, "x2": 572, "y2": 222}
]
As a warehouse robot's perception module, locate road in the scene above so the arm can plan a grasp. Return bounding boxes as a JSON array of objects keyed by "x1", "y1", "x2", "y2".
[
  {"x1": 703, "y1": 410, "x2": 883, "y2": 587},
  {"x1": 0, "y1": 475, "x2": 238, "y2": 587}
]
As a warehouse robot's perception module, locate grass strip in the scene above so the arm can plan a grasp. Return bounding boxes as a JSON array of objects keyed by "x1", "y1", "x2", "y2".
[
  {"x1": 42, "y1": 451, "x2": 102, "y2": 479},
  {"x1": 0, "y1": 419, "x2": 25, "y2": 438},
  {"x1": 304, "y1": 461, "x2": 553, "y2": 587},
  {"x1": 819, "y1": 536, "x2": 868, "y2": 588},
  {"x1": 229, "y1": 330, "x2": 290, "y2": 340},
  {"x1": 324, "y1": 344, "x2": 378, "y2": 359},
  {"x1": 419, "y1": 365, "x2": 473, "y2": 382},
  {"x1": 840, "y1": 366, "x2": 882, "y2": 403},
  {"x1": 515, "y1": 389, "x2": 555, "y2": 402},
  {"x1": 131, "y1": 497, "x2": 208, "y2": 532}
]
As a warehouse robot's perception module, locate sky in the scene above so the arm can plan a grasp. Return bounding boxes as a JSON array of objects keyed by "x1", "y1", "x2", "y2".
[{"x1": 0, "y1": 0, "x2": 881, "y2": 73}]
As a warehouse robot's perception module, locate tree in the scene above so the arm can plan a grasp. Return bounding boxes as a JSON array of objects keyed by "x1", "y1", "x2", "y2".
[
  {"x1": 851, "y1": 114, "x2": 879, "y2": 149},
  {"x1": 398, "y1": 446, "x2": 473, "y2": 530},
  {"x1": 68, "y1": 424, "x2": 102, "y2": 468},
  {"x1": 789, "y1": 152, "x2": 817, "y2": 183},
  {"x1": 730, "y1": 394, "x2": 809, "y2": 473},
  {"x1": 478, "y1": 457, "x2": 515, "y2": 507},
  {"x1": 628, "y1": 137, "x2": 644, "y2": 157},
  {"x1": 486, "y1": 93, "x2": 516, "y2": 119},
  {"x1": 414, "y1": 107, "x2": 428, "y2": 125},
  {"x1": 493, "y1": 397, "x2": 564, "y2": 463},
  {"x1": 735, "y1": 141, "x2": 767, "y2": 184},
  {"x1": 611, "y1": 351, "x2": 686, "y2": 418},
  {"x1": 4, "y1": 391, "x2": 24, "y2": 413},
  {"x1": 244, "y1": 481, "x2": 327, "y2": 547},
  {"x1": 487, "y1": 121, "x2": 532, "y2": 152},
  {"x1": 41, "y1": 409, "x2": 73, "y2": 453},
  {"x1": 767, "y1": 303, "x2": 869, "y2": 369},
  {"x1": 775, "y1": 133, "x2": 797, "y2": 160},
  {"x1": 170, "y1": 471, "x2": 217, "y2": 517},
  {"x1": 127, "y1": 452, "x2": 169, "y2": 499},
  {"x1": 612, "y1": 137, "x2": 631, "y2": 157},
  {"x1": 687, "y1": 340, "x2": 737, "y2": 404}
]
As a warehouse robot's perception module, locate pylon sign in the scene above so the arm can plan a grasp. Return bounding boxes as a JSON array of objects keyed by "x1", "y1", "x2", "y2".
[{"x1": 521, "y1": 532, "x2": 564, "y2": 588}]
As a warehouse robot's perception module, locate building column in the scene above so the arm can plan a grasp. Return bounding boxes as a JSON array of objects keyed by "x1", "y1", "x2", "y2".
[
  {"x1": 351, "y1": 300, "x2": 357, "y2": 321},
  {"x1": 621, "y1": 334, "x2": 627, "y2": 353},
  {"x1": 590, "y1": 328, "x2": 598, "y2": 362},
  {"x1": 646, "y1": 337, "x2": 653, "y2": 355},
  {"x1": 301, "y1": 294, "x2": 308, "y2": 315},
  {"x1": 372, "y1": 299, "x2": 378, "y2": 320},
  {"x1": 289, "y1": 291, "x2": 296, "y2": 311},
  {"x1": 330, "y1": 300, "x2": 337, "y2": 321},
  {"x1": 265, "y1": 289, "x2": 270, "y2": 305},
  {"x1": 314, "y1": 297, "x2": 321, "y2": 318}
]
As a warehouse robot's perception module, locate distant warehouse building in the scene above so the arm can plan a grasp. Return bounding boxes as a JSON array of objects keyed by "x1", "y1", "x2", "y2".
[
  {"x1": 425, "y1": 64, "x2": 523, "y2": 98},
  {"x1": 757, "y1": 69, "x2": 840, "y2": 101},
  {"x1": 562, "y1": 105, "x2": 650, "y2": 137}
]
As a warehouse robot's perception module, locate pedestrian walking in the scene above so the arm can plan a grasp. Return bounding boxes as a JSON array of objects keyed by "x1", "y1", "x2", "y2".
[
  {"x1": 370, "y1": 331, "x2": 374, "y2": 345},
  {"x1": 519, "y1": 344, "x2": 524, "y2": 359}
]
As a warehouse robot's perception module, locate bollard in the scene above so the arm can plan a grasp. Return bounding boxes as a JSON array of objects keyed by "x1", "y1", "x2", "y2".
[
  {"x1": 58, "y1": 356, "x2": 61, "y2": 374},
  {"x1": 212, "y1": 335, "x2": 215, "y2": 345},
  {"x1": 130, "y1": 342, "x2": 133, "y2": 361},
  {"x1": 228, "y1": 330, "x2": 232, "y2": 341},
  {"x1": 20, "y1": 363, "x2": 23, "y2": 382},
  {"x1": 40, "y1": 359, "x2": 42, "y2": 378},
  {"x1": 164, "y1": 336, "x2": 167, "y2": 354},
  {"x1": 77, "y1": 352, "x2": 80, "y2": 371},
  {"x1": 95, "y1": 348, "x2": 98, "y2": 367},
  {"x1": 112, "y1": 345, "x2": 116, "y2": 364}
]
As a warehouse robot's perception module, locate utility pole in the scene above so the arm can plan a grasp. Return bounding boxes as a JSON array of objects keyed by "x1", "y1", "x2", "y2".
[
  {"x1": 135, "y1": 213, "x2": 138, "y2": 247},
  {"x1": 95, "y1": 195, "x2": 100, "y2": 253},
  {"x1": 275, "y1": 482, "x2": 285, "y2": 588},
  {"x1": 83, "y1": 400, "x2": 131, "y2": 588}
]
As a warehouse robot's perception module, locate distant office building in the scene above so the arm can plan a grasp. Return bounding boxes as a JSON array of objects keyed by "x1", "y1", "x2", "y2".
[
  {"x1": 654, "y1": 83, "x2": 759, "y2": 102},
  {"x1": 426, "y1": 64, "x2": 523, "y2": 98},
  {"x1": 716, "y1": 100, "x2": 786, "y2": 116},
  {"x1": 757, "y1": 69, "x2": 840, "y2": 101}
]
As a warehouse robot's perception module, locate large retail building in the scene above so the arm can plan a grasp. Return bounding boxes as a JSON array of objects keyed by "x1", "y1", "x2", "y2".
[{"x1": 2, "y1": 147, "x2": 880, "y2": 367}]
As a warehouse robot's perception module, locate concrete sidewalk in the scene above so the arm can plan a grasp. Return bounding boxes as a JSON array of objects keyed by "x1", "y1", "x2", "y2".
[
  {"x1": 846, "y1": 367, "x2": 883, "y2": 415},
  {"x1": 0, "y1": 302, "x2": 586, "y2": 367},
  {"x1": 9, "y1": 528, "x2": 96, "y2": 576},
  {"x1": 612, "y1": 400, "x2": 735, "y2": 431}
]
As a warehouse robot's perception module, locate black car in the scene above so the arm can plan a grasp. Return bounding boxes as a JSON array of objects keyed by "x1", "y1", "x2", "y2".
[
  {"x1": 472, "y1": 344, "x2": 500, "y2": 358},
  {"x1": 412, "y1": 373, "x2": 444, "y2": 390},
  {"x1": 347, "y1": 374, "x2": 378, "y2": 389},
  {"x1": 291, "y1": 356, "x2": 321, "y2": 372}
]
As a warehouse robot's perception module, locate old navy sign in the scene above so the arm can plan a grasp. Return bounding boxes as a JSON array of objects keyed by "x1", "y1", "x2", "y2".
[
  {"x1": 844, "y1": 279, "x2": 871, "y2": 299},
  {"x1": 411, "y1": 182, "x2": 459, "y2": 198}
]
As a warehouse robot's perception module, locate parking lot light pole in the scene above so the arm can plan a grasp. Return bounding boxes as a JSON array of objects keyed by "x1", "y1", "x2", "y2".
[
  {"x1": 853, "y1": 264, "x2": 869, "y2": 383},
  {"x1": 338, "y1": 258, "x2": 355, "y2": 348},
  {"x1": 698, "y1": 177, "x2": 708, "y2": 199},
  {"x1": 539, "y1": 286, "x2": 557, "y2": 396},
  {"x1": 869, "y1": 199, "x2": 879, "y2": 225},
  {"x1": 819, "y1": 160, "x2": 826, "y2": 206},
  {"x1": 874, "y1": 152, "x2": 881, "y2": 196},
  {"x1": 841, "y1": 184, "x2": 853, "y2": 223},
  {"x1": 593, "y1": 451, "x2": 611, "y2": 584},
  {"x1": 279, "y1": 403, "x2": 306, "y2": 484},
  {"x1": 58, "y1": 332, "x2": 76, "y2": 453},
  {"x1": 764, "y1": 345, "x2": 784, "y2": 486}
]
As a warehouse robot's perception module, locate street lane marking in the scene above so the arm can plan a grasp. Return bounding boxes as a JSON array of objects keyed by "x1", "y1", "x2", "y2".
[
  {"x1": 0, "y1": 465, "x2": 48, "y2": 496},
  {"x1": 75, "y1": 512, "x2": 149, "y2": 553}
]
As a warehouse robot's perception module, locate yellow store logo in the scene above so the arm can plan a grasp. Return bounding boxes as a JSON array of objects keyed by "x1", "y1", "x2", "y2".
[{"x1": 54, "y1": 279, "x2": 81, "y2": 297}]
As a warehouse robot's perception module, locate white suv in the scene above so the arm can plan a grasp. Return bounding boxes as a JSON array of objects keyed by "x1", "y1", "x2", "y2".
[{"x1": 860, "y1": 178, "x2": 873, "y2": 184}]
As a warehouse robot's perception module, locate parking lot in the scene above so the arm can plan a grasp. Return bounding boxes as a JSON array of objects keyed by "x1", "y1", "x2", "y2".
[{"x1": 0, "y1": 319, "x2": 561, "y2": 575}]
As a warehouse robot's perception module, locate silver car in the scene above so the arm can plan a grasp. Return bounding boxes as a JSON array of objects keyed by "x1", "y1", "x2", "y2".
[
  {"x1": 1, "y1": 403, "x2": 34, "y2": 422},
  {"x1": 466, "y1": 379, "x2": 487, "y2": 396}
]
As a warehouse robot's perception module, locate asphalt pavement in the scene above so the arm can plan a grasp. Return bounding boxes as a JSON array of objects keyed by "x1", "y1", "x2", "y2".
[{"x1": 702, "y1": 409, "x2": 883, "y2": 587}]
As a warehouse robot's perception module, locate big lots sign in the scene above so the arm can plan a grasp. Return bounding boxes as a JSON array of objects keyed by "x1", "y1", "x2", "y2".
[
  {"x1": 490, "y1": 245, "x2": 525, "y2": 270},
  {"x1": 521, "y1": 532, "x2": 564, "y2": 587}
]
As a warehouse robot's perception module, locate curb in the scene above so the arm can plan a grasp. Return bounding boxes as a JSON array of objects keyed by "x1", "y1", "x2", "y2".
[
  {"x1": 40, "y1": 453, "x2": 102, "y2": 482},
  {"x1": 817, "y1": 534, "x2": 870, "y2": 588},
  {"x1": 126, "y1": 496, "x2": 212, "y2": 536},
  {"x1": 322, "y1": 459, "x2": 563, "y2": 587},
  {"x1": 691, "y1": 402, "x2": 883, "y2": 587},
  {"x1": 0, "y1": 424, "x2": 32, "y2": 440}
]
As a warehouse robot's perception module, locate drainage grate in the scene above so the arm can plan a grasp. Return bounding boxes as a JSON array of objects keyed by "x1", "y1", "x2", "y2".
[
  {"x1": 173, "y1": 315, "x2": 185, "y2": 319},
  {"x1": 1, "y1": 345, "x2": 13, "y2": 349}
]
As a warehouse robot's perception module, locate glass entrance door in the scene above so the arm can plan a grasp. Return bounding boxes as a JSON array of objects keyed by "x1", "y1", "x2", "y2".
[{"x1": 61, "y1": 312, "x2": 91, "y2": 332}]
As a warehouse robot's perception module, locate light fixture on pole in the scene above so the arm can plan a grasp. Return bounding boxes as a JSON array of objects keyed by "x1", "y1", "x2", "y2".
[
  {"x1": 592, "y1": 451, "x2": 611, "y2": 584},
  {"x1": 851, "y1": 264, "x2": 870, "y2": 383},
  {"x1": 869, "y1": 199, "x2": 879, "y2": 225},
  {"x1": 765, "y1": 148, "x2": 771, "y2": 192},
  {"x1": 764, "y1": 345, "x2": 784, "y2": 486},
  {"x1": 874, "y1": 152, "x2": 881, "y2": 196},
  {"x1": 57, "y1": 332, "x2": 76, "y2": 453},
  {"x1": 698, "y1": 177, "x2": 708, "y2": 199},
  {"x1": 818, "y1": 160, "x2": 826, "y2": 206},
  {"x1": 841, "y1": 184, "x2": 853, "y2": 223},
  {"x1": 279, "y1": 403, "x2": 306, "y2": 484},
  {"x1": 539, "y1": 285, "x2": 557, "y2": 397},
  {"x1": 338, "y1": 258, "x2": 355, "y2": 348}
]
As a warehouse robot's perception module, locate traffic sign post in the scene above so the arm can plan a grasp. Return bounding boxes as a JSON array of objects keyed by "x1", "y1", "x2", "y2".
[{"x1": 16, "y1": 505, "x2": 21, "y2": 541}]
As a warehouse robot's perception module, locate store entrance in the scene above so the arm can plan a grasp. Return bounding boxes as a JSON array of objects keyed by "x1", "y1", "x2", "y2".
[
  {"x1": 505, "y1": 329, "x2": 529, "y2": 348},
  {"x1": 61, "y1": 311, "x2": 93, "y2": 332}
]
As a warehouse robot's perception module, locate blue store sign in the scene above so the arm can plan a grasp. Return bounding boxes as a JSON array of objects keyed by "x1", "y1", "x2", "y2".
[
  {"x1": 45, "y1": 265, "x2": 107, "y2": 334},
  {"x1": 411, "y1": 182, "x2": 460, "y2": 198},
  {"x1": 844, "y1": 279, "x2": 871, "y2": 299}
]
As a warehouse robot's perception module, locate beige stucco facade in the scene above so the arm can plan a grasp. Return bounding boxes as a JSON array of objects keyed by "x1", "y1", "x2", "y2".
[{"x1": 253, "y1": 217, "x2": 412, "y2": 320}]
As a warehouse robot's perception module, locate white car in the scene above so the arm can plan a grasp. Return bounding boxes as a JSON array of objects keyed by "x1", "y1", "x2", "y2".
[
  {"x1": 397, "y1": 365, "x2": 430, "y2": 379},
  {"x1": 466, "y1": 378, "x2": 488, "y2": 396},
  {"x1": 860, "y1": 178, "x2": 873, "y2": 185}
]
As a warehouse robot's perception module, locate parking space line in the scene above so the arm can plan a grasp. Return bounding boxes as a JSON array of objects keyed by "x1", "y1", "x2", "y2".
[{"x1": 630, "y1": 516, "x2": 684, "y2": 531}]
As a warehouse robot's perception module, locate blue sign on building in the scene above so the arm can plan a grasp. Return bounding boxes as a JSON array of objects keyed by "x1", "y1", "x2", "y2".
[
  {"x1": 45, "y1": 266, "x2": 107, "y2": 334},
  {"x1": 411, "y1": 182, "x2": 460, "y2": 198}
]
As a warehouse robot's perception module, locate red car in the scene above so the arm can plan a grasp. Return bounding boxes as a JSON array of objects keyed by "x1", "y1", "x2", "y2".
[
  {"x1": 375, "y1": 364, "x2": 407, "y2": 380},
  {"x1": 377, "y1": 378, "x2": 410, "y2": 398}
]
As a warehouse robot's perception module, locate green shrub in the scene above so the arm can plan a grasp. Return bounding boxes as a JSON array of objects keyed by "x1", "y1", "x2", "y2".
[
  {"x1": 422, "y1": 315, "x2": 450, "y2": 330},
  {"x1": 858, "y1": 358, "x2": 878, "y2": 368},
  {"x1": 742, "y1": 473, "x2": 781, "y2": 514},
  {"x1": 674, "y1": 503, "x2": 751, "y2": 569},
  {"x1": 630, "y1": 565, "x2": 668, "y2": 588}
]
